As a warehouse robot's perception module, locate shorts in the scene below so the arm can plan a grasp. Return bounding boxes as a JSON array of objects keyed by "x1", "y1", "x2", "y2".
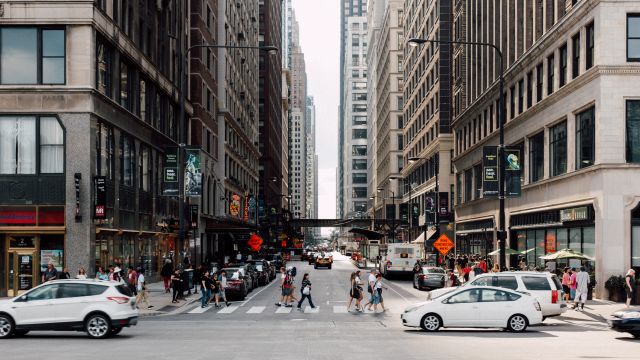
[
  {"x1": 626, "y1": 288, "x2": 633, "y2": 299},
  {"x1": 351, "y1": 289, "x2": 361, "y2": 299},
  {"x1": 575, "y1": 290, "x2": 587, "y2": 303},
  {"x1": 570, "y1": 288, "x2": 576, "y2": 299},
  {"x1": 562, "y1": 285, "x2": 570, "y2": 294},
  {"x1": 282, "y1": 287, "x2": 292, "y2": 296}
]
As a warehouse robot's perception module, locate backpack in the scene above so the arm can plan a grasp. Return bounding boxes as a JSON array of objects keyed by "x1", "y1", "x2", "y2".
[
  {"x1": 284, "y1": 274, "x2": 293, "y2": 288},
  {"x1": 291, "y1": 267, "x2": 297, "y2": 277}
]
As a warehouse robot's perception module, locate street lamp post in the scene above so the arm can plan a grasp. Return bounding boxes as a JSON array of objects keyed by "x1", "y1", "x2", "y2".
[
  {"x1": 408, "y1": 37, "x2": 506, "y2": 269},
  {"x1": 177, "y1": 42, "x2": 277, "y2": 254}
]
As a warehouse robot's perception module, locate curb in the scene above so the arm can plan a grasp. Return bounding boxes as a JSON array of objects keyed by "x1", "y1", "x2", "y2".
[{"x1": 139, "y1": 296, "x2": 199, "y2": 318}]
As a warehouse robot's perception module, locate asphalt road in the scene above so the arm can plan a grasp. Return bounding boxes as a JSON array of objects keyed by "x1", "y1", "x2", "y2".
[{"x1": 1, "y1": 253, "x2": 638, "y2": 360}]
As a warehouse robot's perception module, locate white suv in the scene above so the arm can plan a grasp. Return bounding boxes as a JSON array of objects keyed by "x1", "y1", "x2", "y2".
[
  {"x1": 0, "y1": 279, "x2": 138, "y2": 339},
  {"x1": 427, "y1": 271, "x2": 567, "y2": 318}
]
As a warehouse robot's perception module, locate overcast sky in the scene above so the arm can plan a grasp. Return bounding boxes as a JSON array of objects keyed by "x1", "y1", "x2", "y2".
[{"x1": 293, "y1": 0, "x2": 340, "y2": 231}]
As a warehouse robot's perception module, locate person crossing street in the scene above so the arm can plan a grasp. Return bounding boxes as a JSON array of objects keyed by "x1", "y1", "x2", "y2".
[
  {"x1": 297, "y1": 273, "x2": 315, "y2": 310},
  {"x1": 200, "y1": 271, "x2": 212, "y2": 308}
]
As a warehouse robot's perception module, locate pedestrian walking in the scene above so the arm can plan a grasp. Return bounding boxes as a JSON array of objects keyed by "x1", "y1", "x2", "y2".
[
  {"x1": 194, "y1": 264, "x2": 204, "y2": 295},
  {"x1": 569, "y1": 268, "x2": 577, "y2": 300},
  {"x1": 96, "y1": 266, "x2": 109, "y2": 281},
  {"x1": 76, "y1": 267, "x2": 87, "y2": 279},
  {"x1": 210, "y1": 272, "x2": 221, "y2": 307},
  {"x1": 347, "y1": 272, "x2": 357, "y2": 310},
  {"x1": 561, "y1": 267, "x2": 571, "y2": 303},
  {"x1": 364, "y1": 269, "x2": 377, "y2": 310},
  {"x1": 200, "y1": 271, "x2": 212, "y2": 308},
  {"x1": 135, "y1": 268, "x2": 153, "y2": 309},
  {"x1": 351, "y1": 270, "x2": 364, "y2": 312},
  {"x1": 573, "y1": 266, "x2": 590, "y2": 311},
  {"x1": 127, "y1": 266, "x2": 138, "y2": 296},
  {"x1": 59, "y1": 267, "x2": 71, "y2": 280},
  {"x1": 297, "y1": 273, "x2": 315, "y2": 310},
  {"x1": 625, "y1": 268, "x2": 636, "y2": 309},
  {"x1": 218, "y1": 270, "x2": 231, "y2": 307},
  {"x1": 42, "y1": 262, "x2": 58, "y2": 282},
  {"x1": 372, "y1": 274, "x2": 388, "y2": 312},
  {"x1": 161, "y1": 260, "x2": 173, "y2": 293},
  {"x1": 171, "y1": 270, "x2": 182, "y2": 303}
]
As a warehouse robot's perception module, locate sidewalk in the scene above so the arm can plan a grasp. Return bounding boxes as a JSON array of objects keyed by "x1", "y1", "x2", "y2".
[
  {"x1": 559, "y1": 299, "x2": 638, "y2": 323},
  {"x1": 137, "y1": 281, "x2": 198, "y2": 317}
]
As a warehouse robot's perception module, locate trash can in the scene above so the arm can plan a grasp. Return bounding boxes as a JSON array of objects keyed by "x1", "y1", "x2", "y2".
[{"x1": 184, "y1": 269, "x2": 194, "y2": 290}]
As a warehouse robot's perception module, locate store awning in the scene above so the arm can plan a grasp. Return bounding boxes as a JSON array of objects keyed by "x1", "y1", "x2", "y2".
[{"x1": 348, "y1": 227, "x2": 384, "y2": 240}]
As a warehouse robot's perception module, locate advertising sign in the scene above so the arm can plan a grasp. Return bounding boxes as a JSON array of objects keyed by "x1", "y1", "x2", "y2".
[
  {"x1": 438, "y1": 192, "x2": 449, "y2": 220},
  {"x1": 483, "y1": 146, "x2": 499, "y2": 197},
  {"x1": 184, "y1": 149, "x2": 202, "y2": 196},
  {"x1": 163, "y1": 147, "x2": 179, "y2": 196},
  {"x1": 190, "y1": 205, "x2": 199, "y2": 229},
  {"x1": 40, "y1": 249, "x2": 64, "y2": 272},
  {"x1": 505, "y1": 148, "x2": 522, "y2": 197},
  {"x1": 94, "y1": 176, "x2": 107, "y2": 219},
  {"x1": 243, "y1": 193, "x2": 249, "y2": 221},
  {"x1": 230, "y1": 194, "x2": 241, "y2": 216}
]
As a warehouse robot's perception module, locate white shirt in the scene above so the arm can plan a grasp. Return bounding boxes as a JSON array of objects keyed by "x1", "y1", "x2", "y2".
[
  {"x1": 220, "y1": 275, "x2": 227, "y2": 288},
  {"x1": 576, "y1": 271, "x2": 590, "y2": 293},
  {"x1": 368, "y1": 273, "x2": 376, "y2": 285},
  {"x1": 137, "y1": 274, "x2": 145, "y2": 291},
  {"x1": 375, "y1": 280, "x2": 382, "y2": 289}
]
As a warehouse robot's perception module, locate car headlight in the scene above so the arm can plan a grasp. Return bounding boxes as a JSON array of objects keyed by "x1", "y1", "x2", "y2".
[
  {"x1": 620, "y1": 311, "x2": 640, "y2": 319},
  {"x1": 404, "y1": 305, "x2": 420, "y2": 313}
]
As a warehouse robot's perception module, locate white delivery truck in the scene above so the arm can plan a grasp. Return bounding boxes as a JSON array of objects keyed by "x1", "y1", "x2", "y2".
[{"x1": 379, "y1": 243, "x2": 423, "y2": 279}]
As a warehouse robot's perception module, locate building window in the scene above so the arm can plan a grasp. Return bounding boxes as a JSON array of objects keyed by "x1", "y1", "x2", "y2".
[
  {"x1": 464, "y1": 169, "x2": 472, "y2": 202},
  {"x1": 352, "y1": 159, "x2": 367, "y2": 170},
  {"x1": 456, "y1": 173, "x2": 462, "y2": 204},
  {"x1": 550, "y1": 121, "x2": 567, "y2": 176},
  {"x1": 474, "y1": 164, "x2": 482, "y2": 200},
  {"x1": 121, "y1": 134, "x2": 135, "y2": 187},
  {"x1": 40, "y1": 117, "x2": 64, "y2": 173},
  {"x1": 352, "y1": 129, "x2": 367, "y2": 139},
  {"x1": 96, "y1": 38, "x2": 113, "y2": 97},
  {"x1": 120, "y1": 60, "x2": 131, "y2": 110},
  {"x1": 518, "y1": 79, "x2": 524, "y2": 114},
  {"x1": 510, "y1": 85, "x2": 515, "y2": 119},
  {"x1": 529, "y1": 132, "x2": 544, "y2": 183},
  {"x1": 96, "y1": 122, "x2": 115, "y2": 180},
  {"x1": 526, "y1": 71, "x2": 533, "y2": 108},
  {"x1": 536, "y1": 63, "x2": 543, "y2": 102},
  {"x1": 352, "y1": 187, "x2": 367, "y2": 198},
  {"x1": 352, "y1": 173, "x2": 367, "y2": 184},
  {"x1": 0, "y1": 28, "x2": 65, "y2": 84},
  {"x1": 628, "y1": 15, "x2": 640, "y2": 61},
  {"x1": 576, "y1": 107, "x2": 595, "y2": 169},
  {"x1": 352, "y1": 145, "x2": 367, "y2": 156},
  {"x1": 586, "y1": 22, "x2": 594, "y2": 69},
  {"x1": 559, "y1": 44, "x2": 567, "y2": 87},
  {"x1": 547, "y1": 54, "x2": 555, "y2": 95},
  {"x1": 626, "y1": 100, "x2": 640, "y2": 163},
  {"x1": 572, "y1": 33, "x2": 580, "y2": 79},
  {"x1": 139, "y1": 145, "x2": 150, "y2": 191}
]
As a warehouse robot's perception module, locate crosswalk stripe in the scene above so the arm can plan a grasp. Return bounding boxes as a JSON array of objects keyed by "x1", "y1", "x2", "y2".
[
  {"x1": 275, "y1": 306, "x2": 292, "y2": 314},
  {"x1": 188, "y1": 305, "x2": 212, "y2": 314},
  {"x1": 246, "y1": 306, "x2": 266, "y2": 314},
  {"x1": 217, "y1": 305, "x2": 239, "y2": 314},
  {"x1": 303, "y1": 306, "x2": 319, "y2": 313},
  {"x1": 333, "y1": 306, "x2": 348, "y2": 313}
]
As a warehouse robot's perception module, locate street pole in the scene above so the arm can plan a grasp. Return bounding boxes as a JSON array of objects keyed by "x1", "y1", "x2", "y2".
[
  {"x1": 407, "y1": 37, "x2": 506, "y2": 270},
  {"x1": 391, "y1": 191, "x2": 396, "y2": 243}
]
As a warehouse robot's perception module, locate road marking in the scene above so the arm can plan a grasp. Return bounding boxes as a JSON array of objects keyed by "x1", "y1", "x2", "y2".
[
  {"x1": 333, "y1": 306, "x2": 348, "y2": 313},
  {"x1": 238, "y1": 277, "x2": 281, "y2": 307},
  {"x1": 217, "y1": 305, "x2": 239, "y2": 314},
  {"x1": 188, "y1": 305, "x2": 212, "y2": 314},
  {"x1": 304, "y1": 306, "x2": 319, "y2": 313},
  {"x1": 383, "y1": 281, "x2": 412, "y2": 303},
  {"x1": 246, "y1": 306, "x2": 266, "y2": 314},
  {"x1": 275, "y1": 306, "x2": 292, "y2": 314}
]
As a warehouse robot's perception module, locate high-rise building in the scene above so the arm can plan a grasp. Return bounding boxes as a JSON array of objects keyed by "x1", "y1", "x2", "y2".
[
  {"x1": 289, "y1": 12, "x2": 307, "y2": 218},
  {"x1": 0, "y1": 0, "x2": 188, "y2": 296},
  {"x1": 401, "y1": 0, "x2": 454, "y2": 243},
  {"x1": 258, "y1": 0, "x2": 285, "y2": 220},
  {"x1": 338, "y1": 0, "x2": 369, "y2": 219},
  {"x1": 305, "y1": 96, "x2": 317, "y2": 239},
  {"x1": 451, "y1": 0, "x2": 640, "y2": 295}
]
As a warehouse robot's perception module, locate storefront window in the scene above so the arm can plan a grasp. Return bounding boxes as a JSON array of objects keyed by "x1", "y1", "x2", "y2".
[{"x1": 633, "y1": 226, "x2": 640, "y2": 268}]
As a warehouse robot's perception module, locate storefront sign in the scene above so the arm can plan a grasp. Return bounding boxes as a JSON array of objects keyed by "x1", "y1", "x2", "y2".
[
  {"x1": 184, "y1": 148, "x2": 202, "y2": 196},
  {"x1": 163, "y1": 147, "x2": 179, "y2": 196},
  {"x1": 483, "y1": 146, "x2": 499, "y2": 197},
  {"x1": 94, "y1": 176, "x2": 107, "y2": 219},
  {"x1": 74, "y1": 173, "x2": 82, "y2": 221},
  {"x1": 505, "y1": 149, "x2": 522, "y2": 197},
  {"x1": 0, "y1": 207, "x2": 36, "y2": 225},
  {"x1": 9, "y1": 236, "x2": 35, "y2": 248},
  {"x1": 230, "y1": 195, "x2": 241, "y2": 216},
  {"x1": 19, "y1": 275, "x2": 32, "y2": 291},
  {"x1": 243, "y1": 193, "x2": 249, "y2": 221},
  {"x1": 560, "y1": 206, "x2": 590, "y2": 222},
  {"x1": 40, "y1": 249, "x2": 63, "y2": 272}
]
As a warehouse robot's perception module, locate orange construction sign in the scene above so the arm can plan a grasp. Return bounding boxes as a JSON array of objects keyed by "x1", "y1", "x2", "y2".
[{"x1": 433, "y1": 234, "x2": 454, "y2": 256}]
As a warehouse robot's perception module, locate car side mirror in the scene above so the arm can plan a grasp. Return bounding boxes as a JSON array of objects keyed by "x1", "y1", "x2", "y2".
[{"x1": 16, "y1": 295, "x2": 28, "y2": 302}]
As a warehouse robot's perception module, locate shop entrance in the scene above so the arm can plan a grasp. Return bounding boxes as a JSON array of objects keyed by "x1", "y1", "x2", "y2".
[{"x1": 7, "y1": 250, "x2": 37, "y2": 297}]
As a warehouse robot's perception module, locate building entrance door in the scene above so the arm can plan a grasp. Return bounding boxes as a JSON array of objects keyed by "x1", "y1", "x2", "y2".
[{"x1": 7, "y1": 250, "x2": 36, "y2": 297}]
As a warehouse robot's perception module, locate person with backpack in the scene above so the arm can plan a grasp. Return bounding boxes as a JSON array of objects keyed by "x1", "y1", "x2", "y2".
[
  {"x1": 296, "y1": 273, "x2": 315, "y2": 310},
  {"x1": 275, "y1": 267, "x2": 293, "y2": 307}
]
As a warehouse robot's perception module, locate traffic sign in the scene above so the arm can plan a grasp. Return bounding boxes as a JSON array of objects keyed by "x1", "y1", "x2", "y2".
[{"x1": 433, "y1": 234, "x2": 454, "y2": 256}]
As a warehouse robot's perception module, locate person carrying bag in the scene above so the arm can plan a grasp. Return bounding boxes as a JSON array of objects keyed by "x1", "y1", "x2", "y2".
[{"x1": 297, "y1": 273, "x2": 315, "y2": 310}]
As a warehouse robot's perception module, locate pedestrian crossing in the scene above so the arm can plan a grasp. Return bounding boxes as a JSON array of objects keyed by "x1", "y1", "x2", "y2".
[{"x1": 187, "y1": 304, "x2": 399, "y2": 315}]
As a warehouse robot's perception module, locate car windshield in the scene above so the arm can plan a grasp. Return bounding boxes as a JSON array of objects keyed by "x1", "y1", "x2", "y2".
[
  {"x1": 424, "y1": 268, "x2": 445, "y2": 274},
  {"x1": 255, "y1": 265, "x2": 263, "y2": 271},
  {"x1": 222, "y1": 269, "x2": 241, "y2": 280}
]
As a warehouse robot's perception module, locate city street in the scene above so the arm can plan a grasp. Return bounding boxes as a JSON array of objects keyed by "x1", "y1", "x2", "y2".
[{"x1": 1, "y1": 254, "x2": 638, "y2": 360}]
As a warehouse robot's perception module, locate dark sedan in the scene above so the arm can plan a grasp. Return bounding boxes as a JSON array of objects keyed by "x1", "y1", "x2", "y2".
[
  {"x1": 608, "y1": 310, "x2": 640, "y2": 338},
  {"x1": 221, "y1": 268, "x2": 248, "y2": 300},
  {"x1": 413, "y1": 266, "x2": 446, "y2": 291}
]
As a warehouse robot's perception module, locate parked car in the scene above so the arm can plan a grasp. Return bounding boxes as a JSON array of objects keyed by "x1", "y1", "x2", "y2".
[
  {"x1": 265, "y1": 254, "x2": 285, "y2": 270},
  {"x1": 413, "y1": 267, "x2": 446, "y2": 290},
  {"x1": 608, "y1": 310, "x2": 640, "y2": 338},
  {"x1": 221, "y1": 268, "x2": 248, "y2": 300},
  {"x1": 426, "y1": 271, "x2": 566, "y2": 319},
  {"x1": 308, "y1": 252, "x2": 317, "y2": 265},
  {"x1": 227, "y1": 263, "x2": 257, "y2": 291},
  {"x1": 248, "y1": 260, "x2": 270, "y2": 286},
  {"x1": 0, "y1": 279, "x2": 138, "y2": 339},
  {"x1": 315, "y1": 254, "x2": 333, "y2": 269},
  {"x1": 401, "y1": 286, "x2": 543, "y2": 332}
]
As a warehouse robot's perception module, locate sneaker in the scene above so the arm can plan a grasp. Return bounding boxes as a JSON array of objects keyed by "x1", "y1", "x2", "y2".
[
  {"x1": 285, "y1": 304, "x2": 293, "y2": 308},
  {"x1": 297, "y1": 307, "x2": 303, "y2": 311},
  {"x1": 275, "y1": 302, "x2": 281, "y2": 306},
  {"x1": 148, "y1": 305, "x2": 154, "y2": 309}
]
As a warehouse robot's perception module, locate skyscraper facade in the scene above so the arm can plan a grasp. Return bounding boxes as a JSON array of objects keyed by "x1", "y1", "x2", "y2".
[{"x1": 289, "y1": 12, "x2": 307, "y2": 218}]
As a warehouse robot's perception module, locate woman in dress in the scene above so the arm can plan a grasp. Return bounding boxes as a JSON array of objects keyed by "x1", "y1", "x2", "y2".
[{"x1": 625, "y1": 268, "x2": 636, "y2": 309}]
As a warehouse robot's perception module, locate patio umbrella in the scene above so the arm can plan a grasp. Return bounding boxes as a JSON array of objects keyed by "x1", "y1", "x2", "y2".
[
  {"x1": 488, "y1": 248, "x2": 521, "y2": 256},
  {"x1": 520, "y1": 248, "x2": 535, "y2": 255},
  {"x1": 539, "y1": 248, "x2": 594, "y2": 261}
]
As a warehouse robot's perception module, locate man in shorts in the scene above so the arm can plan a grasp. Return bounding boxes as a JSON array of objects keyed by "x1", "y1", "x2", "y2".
[{"x1": 275, "y1": 267, "x2": 292, "y2": 307}]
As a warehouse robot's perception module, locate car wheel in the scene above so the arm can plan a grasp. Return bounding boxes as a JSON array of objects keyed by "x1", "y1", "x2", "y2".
[
  {"x1": 85, "y1": 314, "x2": 112, "y2": 339},
  {"x1": 314, "y1": 265, "x2": 318, "y2": 269},
  {"x1": 110, "y1": 327, "x2": 123, "y2": 336},
  {"x1": 328, "y1": 265, "x2": 332, "y2": 269},
  {"x1": 0, "y1": 315, "x2": 14, "y2": 339},
  {"x1": 507, "y1": 314, "x2": 528, "y2": 332},
  {"x1": 630, "y1": 332, "x2": 640, "y2": 339},
  {"x1": 420, "y1": 313, "x2": 442, "y2": 332}
]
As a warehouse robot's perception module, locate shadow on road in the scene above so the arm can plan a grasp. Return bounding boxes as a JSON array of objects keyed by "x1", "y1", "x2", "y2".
[{"x1": 402, "y1": 329, "x2": 558, "y2": 338}]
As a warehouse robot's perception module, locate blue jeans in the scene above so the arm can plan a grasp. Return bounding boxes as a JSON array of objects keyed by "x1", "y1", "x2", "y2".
[
  {"x1": 201, "y1": 288, "x2": 211, "y2": 307},
  {"x1": 297, "y1": 292, "x2": 315, "y2": 308}
]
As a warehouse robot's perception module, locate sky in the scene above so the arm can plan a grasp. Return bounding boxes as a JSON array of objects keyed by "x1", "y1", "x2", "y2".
[{"x1": 293, "y1": 0, "x2": 340, "y2": 233}]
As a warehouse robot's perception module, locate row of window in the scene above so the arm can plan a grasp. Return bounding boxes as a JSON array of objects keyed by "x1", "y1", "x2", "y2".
[{"x1": 0, "y1": 27, "x2": 65, "y2": 85}]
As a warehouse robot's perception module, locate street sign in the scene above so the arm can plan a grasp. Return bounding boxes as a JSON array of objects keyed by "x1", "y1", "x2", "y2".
[
  {"x1": 482, "y1": 146, "x2": 499, "y2": 197},
  {"x1": 433, "y1": 234, "x2": 454, "y2": 256}
]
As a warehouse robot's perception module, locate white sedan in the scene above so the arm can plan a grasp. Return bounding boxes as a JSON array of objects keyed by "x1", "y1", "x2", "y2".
[{"x1": 401, "y1": 286, "x2": 543, "y2": 332}]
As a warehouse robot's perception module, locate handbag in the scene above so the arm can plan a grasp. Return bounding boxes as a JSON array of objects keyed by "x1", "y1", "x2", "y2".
[{"x1": 302, "y1": 286, "x2": 310, "y2": 295}]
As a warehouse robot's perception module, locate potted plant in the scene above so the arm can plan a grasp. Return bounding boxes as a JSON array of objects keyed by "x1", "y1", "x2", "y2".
[{"x1": 605, "y1": 275, "x2": 626, "y2": 302}]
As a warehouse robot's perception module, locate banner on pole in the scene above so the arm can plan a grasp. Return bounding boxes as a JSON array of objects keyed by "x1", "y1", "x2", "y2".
[
  {"x1": 184, "y1": 148, "x2": 202, "y2": 196},
  {"x1": 482, "y1": 146, "x2": 499, "y2": 197},
  {"x1": 505, "y1": 148, "x2": 522, "y2": 197},
  {"x1": 163, "y1": 147, "x2": 179, "y2": 196}
]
